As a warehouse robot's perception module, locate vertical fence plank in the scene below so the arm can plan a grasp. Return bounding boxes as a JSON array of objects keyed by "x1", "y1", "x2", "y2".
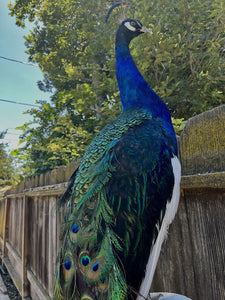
[
  {"x1": 42, "y1": 197, "x2": 49, "y2": 292},
  {"x1": 22, "y1": 195, "x2": 30, "y2": 298},
  {"x1": 2, "y1": 197, "x2": 10, "y2": 257},
  {"x1": 48, "y1": 196, "x2": 57, "y2": 297},
  {"x1": 0, "y1": 199, "x2": 6, "y2": 245}
]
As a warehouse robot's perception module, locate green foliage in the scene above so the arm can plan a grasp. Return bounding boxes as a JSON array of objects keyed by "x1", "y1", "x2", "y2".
[
  {"x1": 131, "y1": 0, "x2": 225, "y2": 117},
  {"x1": 171, "y1": 118, "x2": 186, "y2": 136},
  {"x1": 9, "y1": 0, "x2": 225, "y2": 175},
  {"x1": 0, "y1": 132, "x2": 17, "y2": 187}
]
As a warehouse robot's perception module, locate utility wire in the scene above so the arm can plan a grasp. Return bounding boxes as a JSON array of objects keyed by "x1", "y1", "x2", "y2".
[
  {"x1": 5, "y1": 132, "x2": 21, "y2": 136},
  {"x1": 0, "y1": 55, "x2": 38, "y2": 67},
  {"x1": 0, "y1": 98, "x2": 39, "y2": 107}
]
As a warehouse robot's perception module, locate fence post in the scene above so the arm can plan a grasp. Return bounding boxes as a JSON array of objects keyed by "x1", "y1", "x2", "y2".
[{"x1": 22, "y1": 195, "x2": 30, "y2": 298}]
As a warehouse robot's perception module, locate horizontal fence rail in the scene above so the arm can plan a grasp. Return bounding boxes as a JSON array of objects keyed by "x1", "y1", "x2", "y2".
[{"x1": 0, "y1": 105, "x2": 224, "y2": 300}]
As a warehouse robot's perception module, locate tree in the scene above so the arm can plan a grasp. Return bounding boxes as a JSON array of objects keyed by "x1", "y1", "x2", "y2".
[
  {"x1": 0, "y1": 132, "x2": 16, "y2": 187},
  {"x1": 9, "y1": 0, "x2": 225, "y2": 175}
]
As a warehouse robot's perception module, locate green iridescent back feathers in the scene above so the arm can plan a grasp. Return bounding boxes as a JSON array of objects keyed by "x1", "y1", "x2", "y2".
[{"x1": 53, "y1": 108, "x2": 153, "y2": 299}]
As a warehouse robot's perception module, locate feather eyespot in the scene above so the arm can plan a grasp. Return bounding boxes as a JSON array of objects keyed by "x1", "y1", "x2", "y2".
[
  {"x1": 80, "y1": 255, "x2": 91, "y2": 267},
  {"x1": 64, "y1": 257, "x2": 72, "y2": 270},
  {"x1": 91, "y1": 262, "x2": 99, "y2": 272},
  {"x1": 86, "y1": 257, "x2": 105, "y2": 281},
  {"x1": 100, "y1": 277, "x2": 107, "y2": 284},
  {"x1": 71, "y1": 223, "x2": 80, "y2": 233},
  {"x1": 69, "y1": 222, "x2": 81, "y2": 242},
  {"x1": 63, "y1": 255, "x2": 74, "y2": 281},
  {"x1": 98, "y1": 276, "x2": 109, "y2": 291},
  {"x1": 79, "y1": 252, "x2": 91, "y2": 273}
]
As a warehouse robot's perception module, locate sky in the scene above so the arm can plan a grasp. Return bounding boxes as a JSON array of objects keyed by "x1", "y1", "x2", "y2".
[{"x1": 0, "y1": 0, "x2": 51, "y2": 152}]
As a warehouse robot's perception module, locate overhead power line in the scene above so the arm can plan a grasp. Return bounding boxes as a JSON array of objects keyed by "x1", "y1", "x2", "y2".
[
  {"x1": 0, "y1": 55, "x2": 38, "y2": 67},
  {"x1": 5, "y1": 132, "x2": 21, "y2": 136},
  {"x1": 0, "y1": 98, "x2": 39, "y2": 107}
]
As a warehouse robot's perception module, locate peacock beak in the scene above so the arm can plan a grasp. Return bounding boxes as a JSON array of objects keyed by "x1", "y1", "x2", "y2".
[{"x1": 140, "y1": 26, "x2": 152, "y2": 34}]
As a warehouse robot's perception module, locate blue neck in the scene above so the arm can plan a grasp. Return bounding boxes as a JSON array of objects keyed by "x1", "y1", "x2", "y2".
[
  {"x1": 114, "y1": 28, "x2": 177, "y2": 155},
  {"x1": 115, "y1": 36, "x2": 171, "y2": 123}
]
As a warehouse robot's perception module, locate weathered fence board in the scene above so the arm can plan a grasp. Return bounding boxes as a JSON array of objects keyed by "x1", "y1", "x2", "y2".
[
  {"x1": 8, "y1": 196, "x2": 24, "y2": 257},
  {"x1": 0, "y1": 105, "x2": 224, "y2": 300},
  {"x1": 22, "y1": 195, "x2": 30, "y2": 298},
  {"x1": 151, "y1": 188, "x2": 225, "y2": 300},
  {"x1": 0, "y1": 199, "x2": 5, "y2": 243}
]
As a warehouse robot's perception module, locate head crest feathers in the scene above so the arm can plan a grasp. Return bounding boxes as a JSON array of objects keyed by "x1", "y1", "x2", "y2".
[{"x1": 104, "y1": 2, "x2": 132, "y2": 23}]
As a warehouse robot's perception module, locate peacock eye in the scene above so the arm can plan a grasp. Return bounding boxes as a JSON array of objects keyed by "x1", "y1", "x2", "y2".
[
  {"x1": 130, "y1": 21, "x2": 136, "y2": 27},
  {"x1": 80, "y1": 255, "x2": 91, "y2": 267},
  {"x1": 64, "y1": 257, "x2": 72, "y2": 270},
  {"x1": 91, "y1": 262, "x2": 99, "y2": 272},
  {"x1": 71, "y1": 223, "x2": 80, "y2": 233}
]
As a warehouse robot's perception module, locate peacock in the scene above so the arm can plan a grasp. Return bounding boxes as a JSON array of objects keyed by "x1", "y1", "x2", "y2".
[{"x1": 53, "y1": 2, "x2": 181, "y2": 300}]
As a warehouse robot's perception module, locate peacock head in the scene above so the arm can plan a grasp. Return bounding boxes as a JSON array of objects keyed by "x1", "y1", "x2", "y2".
[{"x1": 116, "y1": 18, "x2": 152, "y2": 45}]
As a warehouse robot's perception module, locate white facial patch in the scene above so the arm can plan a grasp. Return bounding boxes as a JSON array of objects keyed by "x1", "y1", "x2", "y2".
[{"x1": 124, "y1": 21, "x2": 136, "y2": 32}]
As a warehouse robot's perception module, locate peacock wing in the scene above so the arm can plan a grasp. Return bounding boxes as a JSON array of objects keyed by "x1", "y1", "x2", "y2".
[{"x1": 53, "y1": 108, "x2": 153, "y2": 300}]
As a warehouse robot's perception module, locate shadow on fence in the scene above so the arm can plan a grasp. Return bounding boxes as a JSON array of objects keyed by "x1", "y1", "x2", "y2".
[{"x1": 0, "y1": 105, "x2": 224, "y2": 300}]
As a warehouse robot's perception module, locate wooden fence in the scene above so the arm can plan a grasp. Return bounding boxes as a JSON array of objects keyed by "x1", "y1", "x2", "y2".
[{"x1": 0, "y1": 105, "x2": 224, "y2": 300}]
